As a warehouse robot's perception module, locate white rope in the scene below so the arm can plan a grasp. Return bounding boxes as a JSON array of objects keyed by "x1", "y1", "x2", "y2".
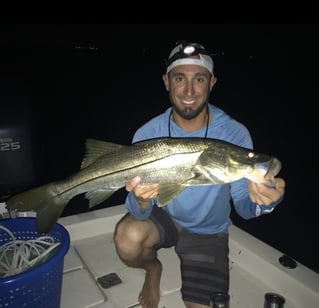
[{"x1": 0, "y1": 225, "x2": 61, "y2": 278}]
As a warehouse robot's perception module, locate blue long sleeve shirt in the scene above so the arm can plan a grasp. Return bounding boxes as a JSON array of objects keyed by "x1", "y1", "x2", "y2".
[{"x1": 125, "y1": 104, "x2": 281, "y2": 234}]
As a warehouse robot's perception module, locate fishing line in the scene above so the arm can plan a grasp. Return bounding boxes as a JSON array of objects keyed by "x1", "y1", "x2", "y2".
[{"x1": 0, "y1": 225, "x2": 61, "y2": 278}]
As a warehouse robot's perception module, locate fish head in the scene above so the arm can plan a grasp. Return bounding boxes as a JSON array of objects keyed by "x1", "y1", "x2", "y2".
[
  {"x1": 200, "y1": 145, "x2": 281, "y2": 186},
  {"x1": 244, "y1": 153, "x2": 282, "y2": 187},
  {"x1": 193, "y1": 146, "x2": 260, "y2": 184},
  {"x1": 196, "y1": 145, "x2": 281, "y2": 185}
]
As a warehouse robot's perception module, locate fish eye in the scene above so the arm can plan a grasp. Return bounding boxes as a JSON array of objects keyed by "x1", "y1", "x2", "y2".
[{"x1": 248, "y1": 152, "x2": 255, "y2": 158}]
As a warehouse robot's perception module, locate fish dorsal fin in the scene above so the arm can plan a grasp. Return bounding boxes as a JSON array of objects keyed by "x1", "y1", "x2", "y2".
[
  {"x1": 157, "y1": 184, "x2": 186, "y2": 207},
  {"x1": 81, "y1": 139, "x2": 125, "y2": 169}
]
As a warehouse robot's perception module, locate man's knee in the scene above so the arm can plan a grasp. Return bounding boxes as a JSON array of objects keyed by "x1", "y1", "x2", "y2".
[{"x1": 114, "y1": 216, "x2": 147, "y2": 260}]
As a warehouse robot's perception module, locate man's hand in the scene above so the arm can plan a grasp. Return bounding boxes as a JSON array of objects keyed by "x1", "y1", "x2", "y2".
[
  {"x1": 126, "y1": 176, "x2": 159, "y2": 209},
  {"x1": 248, "y1": 177, "x2": 285, "y2": 206}
]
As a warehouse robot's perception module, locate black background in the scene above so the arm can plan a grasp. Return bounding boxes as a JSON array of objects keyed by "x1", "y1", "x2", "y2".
[{"x1": 1, "y1": 23, "x2": 318, "y2": 272}]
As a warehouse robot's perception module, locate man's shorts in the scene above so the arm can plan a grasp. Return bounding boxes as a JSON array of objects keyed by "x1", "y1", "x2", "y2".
[{"x1": 149, "y1": 205, "x2": 229, "y2": 306}]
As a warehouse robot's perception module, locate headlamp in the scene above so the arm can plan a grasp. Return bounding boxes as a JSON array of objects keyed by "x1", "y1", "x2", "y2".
[
  {"x1": 166, "y1": 42, "x2": 211, "y2": 67},
  {"x1": 165, "y1": 41, "x2": 214, "y2": 75}
]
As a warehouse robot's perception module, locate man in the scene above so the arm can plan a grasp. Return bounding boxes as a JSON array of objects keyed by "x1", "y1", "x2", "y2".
[{"x1": 114, "y1": 41, "x2": 285, "y2": 308}]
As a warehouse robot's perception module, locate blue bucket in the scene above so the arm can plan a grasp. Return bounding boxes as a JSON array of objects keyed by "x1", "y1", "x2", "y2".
[{"x1": 0, "y1": 217, "x2": 70, "y2": 308}]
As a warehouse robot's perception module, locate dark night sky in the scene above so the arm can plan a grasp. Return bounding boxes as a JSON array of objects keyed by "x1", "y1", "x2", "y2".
[{"x1": 0, "y1": 23, "x2": 318, "y2": 272}]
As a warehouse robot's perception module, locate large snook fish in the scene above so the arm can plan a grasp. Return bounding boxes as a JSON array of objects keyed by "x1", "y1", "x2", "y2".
[{"x1": 6, "y1": 137, "x2": 281, "y2": 233}]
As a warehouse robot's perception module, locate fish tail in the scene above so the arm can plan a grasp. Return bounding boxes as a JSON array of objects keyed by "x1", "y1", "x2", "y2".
[{"x1": 5, "y1": 183, "x2": 69, "y2": 233}]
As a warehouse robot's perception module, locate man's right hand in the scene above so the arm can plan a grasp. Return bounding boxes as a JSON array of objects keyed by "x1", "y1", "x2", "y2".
[{"x1": 125, "y1": 176, "x2": 159, "y2": 209}]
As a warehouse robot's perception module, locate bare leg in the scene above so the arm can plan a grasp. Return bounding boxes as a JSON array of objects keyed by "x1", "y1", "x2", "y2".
[
  {"x1": 114, "y1": 215, "x2": 162, "y2": 308},
  {"x1": 138, "y1": 258, "x2": 162, "y2": 307}
]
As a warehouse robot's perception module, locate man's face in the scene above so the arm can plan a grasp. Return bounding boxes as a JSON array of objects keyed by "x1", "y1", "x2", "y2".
[{"x1": 163, "y1": 64, "x2": 216, "y2": 120}]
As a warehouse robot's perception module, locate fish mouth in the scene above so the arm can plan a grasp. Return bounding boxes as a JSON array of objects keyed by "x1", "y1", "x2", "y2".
[
  {"x1": 264, "y1": 157, "x2": 282, "y2": 179},
  {"x1": 247, "y1": 157, "x2": 282, "y2": 187},
  {"x1": 259, "y1": 157, "x2": 282, "y2": 187}
]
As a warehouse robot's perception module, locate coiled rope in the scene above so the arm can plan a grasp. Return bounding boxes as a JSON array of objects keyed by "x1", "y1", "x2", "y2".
[{"x1": 0, "y1": 225, "x2": 61, "y2": 278}]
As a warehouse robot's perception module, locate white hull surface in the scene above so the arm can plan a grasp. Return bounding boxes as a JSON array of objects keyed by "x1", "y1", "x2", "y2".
[{"x1": 58, "y1": 204, "x2": 319, "y2": 308}]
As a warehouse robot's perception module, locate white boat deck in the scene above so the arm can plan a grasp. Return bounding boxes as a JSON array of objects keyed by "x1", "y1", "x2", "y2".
[{"x1": 58, "y1": 204, "x2": 319, "y2": 308}]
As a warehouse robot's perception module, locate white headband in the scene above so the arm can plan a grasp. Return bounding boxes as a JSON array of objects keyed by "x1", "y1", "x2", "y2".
[{"x1": 166, "y1": 54, "x2": 214, "y2": 75}]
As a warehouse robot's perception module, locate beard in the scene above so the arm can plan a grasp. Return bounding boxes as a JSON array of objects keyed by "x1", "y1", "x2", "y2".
[{"x1": 172, "y1": 101, "x2": 208, "y2": 120}]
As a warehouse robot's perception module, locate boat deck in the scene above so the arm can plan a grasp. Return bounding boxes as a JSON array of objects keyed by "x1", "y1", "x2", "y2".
[{"x1": 58, "y1": 204, "x2": 319, "y2": 308}]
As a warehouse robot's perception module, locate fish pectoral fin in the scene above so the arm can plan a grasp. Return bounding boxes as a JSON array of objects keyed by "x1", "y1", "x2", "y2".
[
  {"x1": 85, "y1": 189, "x2": 118, "y2": 208},
  {"x1": 191, "y1": 165, "x2": 227, "y2": 184},
  {"x1": 157, "y1": 184, "x2": 185, "y2": 207}
]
